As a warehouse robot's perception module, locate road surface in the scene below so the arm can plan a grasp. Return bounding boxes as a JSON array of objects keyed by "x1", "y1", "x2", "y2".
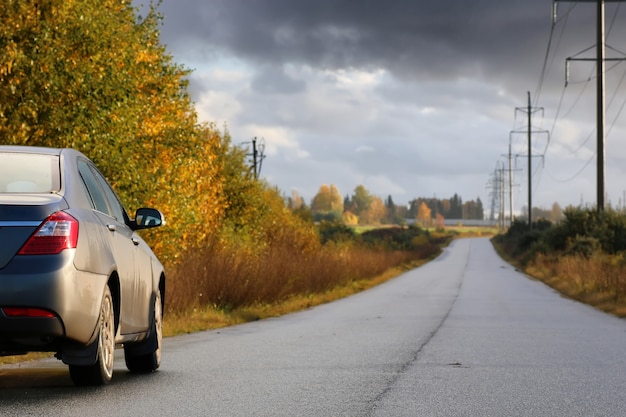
[{"x1": 1, "y1": 238, "x2": 626, "y2": 416}]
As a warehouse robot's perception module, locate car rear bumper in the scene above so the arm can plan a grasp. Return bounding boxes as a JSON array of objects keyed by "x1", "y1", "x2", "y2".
[
  {"x1": 0, "y1": 314, "x2": 65, "y2": 354},
  {"x1": 0, "y1": 250, "x2": 108, "y2": 351}
]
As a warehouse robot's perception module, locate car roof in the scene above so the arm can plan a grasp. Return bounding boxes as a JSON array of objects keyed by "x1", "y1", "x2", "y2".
[{"x1": 0, "y1": 145, "x2": 64, "y2": 156}]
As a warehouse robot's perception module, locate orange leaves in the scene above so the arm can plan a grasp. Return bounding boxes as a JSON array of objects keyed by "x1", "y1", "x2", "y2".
[
  {"x1": 135, "y1": 49, "x2": 159, "y2": 66},
  {"x1": 416, "y1": 202, "x2": 433, "y2": 227}
]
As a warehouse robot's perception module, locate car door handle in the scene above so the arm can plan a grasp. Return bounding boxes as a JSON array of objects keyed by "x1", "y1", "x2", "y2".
[
  {"x1": 106, "y1": 224, "x2": 116, "y2": 232},
  {"x1": 131, "y1": 237, "x2": 140, "y2": 246}
]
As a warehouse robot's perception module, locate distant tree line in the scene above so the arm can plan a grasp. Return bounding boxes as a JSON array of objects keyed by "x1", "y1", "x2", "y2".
[
  {"x1": 288, "y1": 186, "x2": 484, "y2": 226},
  {"x1": 408, "y1": 193, "x2": 484, "y2": 222}
]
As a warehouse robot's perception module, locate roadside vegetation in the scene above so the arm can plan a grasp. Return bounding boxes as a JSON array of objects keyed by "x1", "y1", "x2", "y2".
[
  {"x1": 492, "y1": 207, "x2": 626, "y2": 317},
  {"x1": 164, "y1": 223, "x2": 452, "y2": 335}
]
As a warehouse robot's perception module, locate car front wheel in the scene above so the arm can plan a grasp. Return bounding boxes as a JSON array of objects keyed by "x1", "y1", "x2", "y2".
[{"x1": 69, "y1": 285, "x2": 115, "y2": 386}]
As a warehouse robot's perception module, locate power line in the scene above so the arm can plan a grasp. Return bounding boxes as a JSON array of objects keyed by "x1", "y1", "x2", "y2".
[
  {"x1": 545, "y1": 152, "x2": 595, "y2": 182},
  {"x1": 535, "y1": 3, "x2": 577, "y2": 106}
]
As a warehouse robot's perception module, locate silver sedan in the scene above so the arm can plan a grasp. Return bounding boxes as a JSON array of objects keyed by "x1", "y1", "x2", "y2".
[{"x1": 0, "y1": 146, "x2": 165, "y2": 386}]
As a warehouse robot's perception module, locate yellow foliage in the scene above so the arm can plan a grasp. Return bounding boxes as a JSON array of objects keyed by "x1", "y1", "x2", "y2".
[
  {"x1": 416, "y1": 202, "x2": 432, "y2": 227},
  {"x1": 343, "y1": 211, "x2": 359, "y2": 225}
]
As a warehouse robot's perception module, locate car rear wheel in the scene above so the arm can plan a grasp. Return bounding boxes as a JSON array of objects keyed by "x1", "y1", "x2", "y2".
[
  {"x1": 69, "y1": 286, "x2": 115, "y2": 386},
  {"x1": 124, "y1": 290, "x2": 162, "y2": 373}
]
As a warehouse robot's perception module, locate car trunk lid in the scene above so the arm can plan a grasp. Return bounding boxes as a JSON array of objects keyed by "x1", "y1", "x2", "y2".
[{"x1": 0, "y1": 194, "x2": 69, "y2": 269}]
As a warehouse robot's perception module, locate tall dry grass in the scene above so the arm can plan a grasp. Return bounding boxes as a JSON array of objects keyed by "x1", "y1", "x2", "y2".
[
  {"x1": 527, "y1": 253, "x2": 626, "y2": 315},
  {"x1": 166, "y1": 236, "x2": 440, "y2": 314}
]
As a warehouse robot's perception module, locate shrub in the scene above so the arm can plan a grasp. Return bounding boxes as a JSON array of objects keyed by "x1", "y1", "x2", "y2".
[
  {"x1": 497, "y1": 207, "x2": 626, "y2": 265},
  {"x1": 361, "y1": 225, "x2": 430, "y2": 251},
  {"x1": 564, "y1": 235, "x2": 602, "y2": 258},
  {"x1": 318, "y1": 221, "x2": 358, "y2": 245}
]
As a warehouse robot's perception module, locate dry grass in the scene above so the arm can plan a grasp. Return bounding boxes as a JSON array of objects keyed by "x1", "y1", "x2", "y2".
[
  {"x1": 525, "y1": 253, "x2": 626, "y2": 316},
  {"x1": 163, "y1": 256, "x2": 432, "y2": 336},
  {"x1": 442, "y1": 226, "x2": 499, "y2": 238},
  {"x1": 166, "y1": 237, "x2": 440, "y2": 314},
  {"x1": 162, "y1": 235, "x2": 442, "y2": 335}
]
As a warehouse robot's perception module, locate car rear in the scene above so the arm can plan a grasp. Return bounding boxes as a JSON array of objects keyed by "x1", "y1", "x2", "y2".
[{"x1": 0, "y1": 148, "x2": 105, "y2": 355}]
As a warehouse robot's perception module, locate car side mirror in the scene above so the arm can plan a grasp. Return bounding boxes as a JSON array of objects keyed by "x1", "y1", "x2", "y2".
[{"x1": 132, "y1": 208, "x2": 165, "y2": 230}]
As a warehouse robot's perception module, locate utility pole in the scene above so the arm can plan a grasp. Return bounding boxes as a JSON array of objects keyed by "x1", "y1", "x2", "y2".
[
  {"x1": 513, "y1": 92, "x2": 547, "y2": 229},
  {"x1": 502, "y1": 140, "x2": 522, "y2": 226},
  {"x1": 487, "y1": 170, "x2": 498, "y2": 223},
  {"x1": 252, "y1": 137, "x2": 258, "y2": 179},
  {"x1": 527, "y1": 92, "x2": 532, "y2": 227},
  {"x1": 554, "y1": 0, "x2": 626, "y2": 211},
  {"x1": 245, "y1": 137, "x2": 266, "y2": 179},
  {"x1": 509, "y1": 140, "x2": 513, "y2": 225},
  {"x1": 492, "y1": 163, "x2": 508, "y2": 229},
  {"x1": 500, "y1": 165, "x2": 506, "y2": 228},
  {"x1": 596, "y1": 0, "x2": 607, "y2": 211}
]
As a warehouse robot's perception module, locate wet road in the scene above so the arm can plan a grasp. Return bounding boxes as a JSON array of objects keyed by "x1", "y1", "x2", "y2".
[{"x1": 1, "y1": 238, "x2": 626, "y2": 416}]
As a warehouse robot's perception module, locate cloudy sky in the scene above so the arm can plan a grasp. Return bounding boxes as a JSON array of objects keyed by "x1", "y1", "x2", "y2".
[{"x1": 144, "y1": 0, "x2": 626, "y2": 216}]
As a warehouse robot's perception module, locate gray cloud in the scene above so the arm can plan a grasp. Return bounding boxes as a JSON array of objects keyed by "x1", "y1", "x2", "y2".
[
  {"x1": 250, "y1": 66, "x2": 307, "y2": 95},
  {"x1": 146, "y1": 0, "x2": 626, "y2": 210}
]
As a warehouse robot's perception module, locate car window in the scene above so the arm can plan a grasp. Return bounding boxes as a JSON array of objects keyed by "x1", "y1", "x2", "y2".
[
  {"x1": 0, "y1": 153, "x2": 60, "y2": 193},
  {"x1": 90, "y1": 166, "x2": 128, "y2": 224},
  {"x1": 78, "y1": 160, "x2": 112, "y2": 216}
]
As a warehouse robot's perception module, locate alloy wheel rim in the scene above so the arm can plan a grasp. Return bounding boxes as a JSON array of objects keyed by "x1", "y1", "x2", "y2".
[
  {"x1": 154, "y1": 292, "x2": 162, "y2": 364},
  {"x1": 99, "y1": 294, "x2": 115, "y2": 379}
]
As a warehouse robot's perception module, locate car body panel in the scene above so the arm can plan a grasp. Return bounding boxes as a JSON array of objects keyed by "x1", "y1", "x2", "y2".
[{"x1": 0, "y1": 250, "x2": 107, "y2": 348}]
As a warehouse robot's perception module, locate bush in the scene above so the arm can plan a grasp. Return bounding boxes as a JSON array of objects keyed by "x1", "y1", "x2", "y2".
[
  {"x1": 564, "y1": 235, "x2": 602, "y2": 258},
  {"x1": 318, "y1": 221, "x2": 358, "y2": 245},
  {"x1": 361, "y1": 225, "x2": 430, "y2": 251},
  {"x1": 313, "y1": 211, "x2": 343, "y2": 223},
  {"x1": 497, "y1": 208, "x2": 626, "y2": 262}
]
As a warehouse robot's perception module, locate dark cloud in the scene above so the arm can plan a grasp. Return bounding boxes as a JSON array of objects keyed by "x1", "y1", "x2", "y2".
[{"x1": 155, "y1": 0, "x2": 559, "y2": 83}]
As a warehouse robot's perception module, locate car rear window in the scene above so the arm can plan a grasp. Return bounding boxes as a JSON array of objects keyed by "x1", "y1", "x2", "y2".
[{"x1": 0, "y1": 153, "x2": 60, "y2": 193}]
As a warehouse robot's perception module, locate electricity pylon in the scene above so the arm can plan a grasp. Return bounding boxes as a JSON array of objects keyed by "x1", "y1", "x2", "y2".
[{"x1": 554, "y1": 0, "x2": 626, "y2": 211}]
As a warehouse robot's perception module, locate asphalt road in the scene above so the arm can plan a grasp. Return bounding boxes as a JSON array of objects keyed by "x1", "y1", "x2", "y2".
[{"x1": 2, "y1": 238, "x2": 626, "y2": 416}]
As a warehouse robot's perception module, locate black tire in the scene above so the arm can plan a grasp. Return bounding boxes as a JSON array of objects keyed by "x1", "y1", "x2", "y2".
[
  {"x1": 124, "y1": 291, "x2": 162, "y2": 373},
  {"x1": 69, "y1": 286, "x2": 115, "y2": 386}
]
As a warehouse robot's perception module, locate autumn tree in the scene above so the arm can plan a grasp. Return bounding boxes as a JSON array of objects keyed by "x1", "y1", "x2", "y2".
[
  {"x1": 311, "y1": 185, "x2": 332, "y2": 212},
  {"x1": 416, "y1": 202, "x2": 432, "y2": 227},
  {"x1": 311, "y1": 184, "x2": 343, "y2": 221},
  {"x1": 0, "y1": 0, "x2": 228, "y2": 262},
  {"x1": 342, "y1": 211, "x2": 359, "y2": 226},
  {"x1": 435, "y1": 213, "x2": 445, "y2": 228},
  {"x1": 287, "y1": 190, "x2": 305, "y2": 210},
  {"x1": 351, "y1": 185, "x2": 373, "y2": 216},
  {"x1": 360, "y1": 196, "x2": 386, "y2": 225},
  {"x1": 329, "y1": 184, "x2": 343, "y2": 212}
]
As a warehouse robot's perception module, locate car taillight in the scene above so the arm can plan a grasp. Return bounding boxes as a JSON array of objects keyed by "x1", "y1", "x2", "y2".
[{"x1": 18, "y1": 211, "x2": 79, "y2": 255}]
